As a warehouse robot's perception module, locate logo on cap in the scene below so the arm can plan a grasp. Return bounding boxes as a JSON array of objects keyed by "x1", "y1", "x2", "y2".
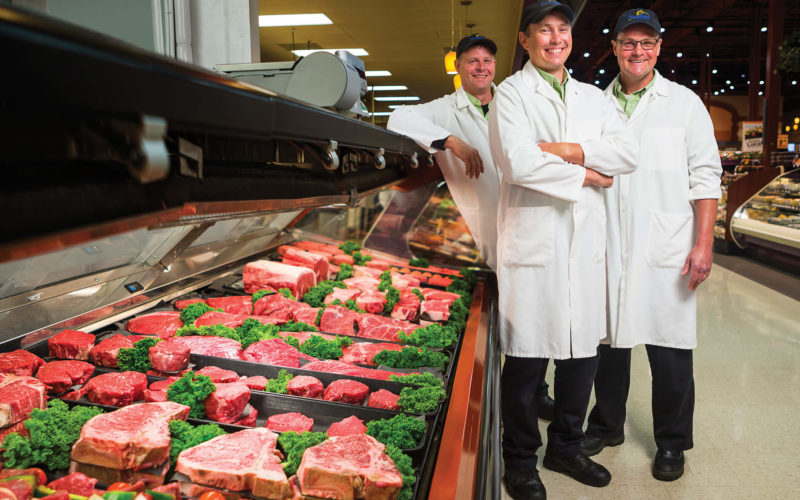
[{"x1": 635, "y1": 9, "x2": 647, "y2": 16}]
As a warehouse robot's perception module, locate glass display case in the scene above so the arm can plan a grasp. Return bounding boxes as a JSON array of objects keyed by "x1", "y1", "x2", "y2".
[{"x1": 731, "y1": 168, "x2": 800, "y2": 252}]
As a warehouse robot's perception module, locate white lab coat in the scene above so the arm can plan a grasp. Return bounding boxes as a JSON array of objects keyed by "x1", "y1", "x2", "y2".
[
  {"x1": 603, "y1": 71, "x2": 722, "y2": 349},
  {"x1": 387, "y1": 85, "x2": 500, "y2": 270},
  {"x1": 488, "y1": 62, "x2": 638, "y2": 359}
]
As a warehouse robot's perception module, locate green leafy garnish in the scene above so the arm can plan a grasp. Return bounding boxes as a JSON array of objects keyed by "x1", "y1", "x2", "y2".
[
  {"x1": 398, "y1": 323, "x2": 458, "y2": 348},
  {"x1": 166, "y1": 371, "x2": 216, "y2": 419},
  {"x1": 352, "y1": 251, "x2": 373, "y2": 266},
  {"x1": 301, "y1": 280, "x2": 347, "y2": 308},
  {"x1": 389, "y1": 372, "x2": 443, "y2": 387},
  {"x1": 372, "y1": 347, "x2": 448, "y2": 370},
  {"x1": 281, "y1": 320, "x2": 318, "y2": 332},
  {"x1": 281, "y1": 335, "x2": 301, "y2": 349},
  {"x1": 298, "y1": 335, "x2": 353, "y2": 360},
  {"x1": 397, "y1": 385, "x2": 447, "y2": 413},
  {"x1": 180, "y1": 303, "x2": 223, "y2": 325},
  {"x1": 277, "y1": 431, "x2": 328, "y2": 476},
  {"x1": 252, "y1": 289, "x2": 274, "y2": 304},
  {"x1": 278, "y1": 288, "x2": 295, "y2": 300},
  {"x1": 383, "y1": 287, "x2": 401, "y2": 313},
  {"x1": 379, "y1": 270, "x2": 391, "y2": 281},
  {"x1": 236, "y1": 319, "x2": 282, "y2": 348},
  {"x1": 331, "y1": 298, "x2": 365, "y2": 313},
  {"x1": 315, "y1": 304, "x2": 328, "y2": 326},
  {"x1": 264, "y1": 369, "x2": 294, "y2": 394},
  {"x1": 117, "y1": 337, "x2": 162, "y2": 372},
  {"x1": 176, "y1": 323, "x2": 239, "y2": 342},
  {"x1": 367, "y1": 414, "x2": 425, "y2": 449},
  {"x1": 336, "y1": 263, "x2": 354, "y2": 280},
  {"x1": 385, "y1": 444, "x2": 416, "y2": 500},
  {"x1": 338, "y1": 241, "x2": 361, "y2": 255},
  {"x1": 169, "y1": 420, "x2": 226, "y2": 464},
  {"x1": 411, "y1": 289, "x2": 424, "y2": 301},
  {"x1": 408, "y1": 257, "x2": 430, "y2": 268}
]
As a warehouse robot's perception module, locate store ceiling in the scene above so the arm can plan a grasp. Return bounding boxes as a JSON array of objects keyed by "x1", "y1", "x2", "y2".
[{"x1": 257, "y1": 0, "x2": 800, "y2": 120}]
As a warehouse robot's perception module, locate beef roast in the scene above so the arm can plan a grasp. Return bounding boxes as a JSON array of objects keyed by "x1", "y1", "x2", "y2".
[
  {"x1": 296, "y1": 434, "x2": 402, "y2": 500},
  {"x1": 290, "y1": 303, "x2": 319, "y2": 326},
  {"x1": 319, "y1": 305, "x2": 361, "y2": 336},
  {"x1": 282, "y1": 247, "x2": 329, "y2": 284},
  {"x1": 356, "y1": 315, "x2": 421, "y2": 342},
  {"x1": 326, "y1": 415, "x2": 367, "y2": 437},
  {"x1": 301, "y1": 360, "x2": 406, "y2": 382},
  {"x1": 265, "y1": 412, "x2": 314, "y2": 433},
  {"x1": 0, "y1": 350, "x2": 45, "y2": 377},
  {"x1": 340, "y1": 342, "x2": 404, "y2": 366},
  {"x1": 204, "y1": 381, "x2": 250, "y2": 424},
  {"x1": 240, "y1": 339, "x2": 316, "y2": 368},
  {"x1": 323, "y1": 379, "x2": 369, "y2": 405},
  {"x1": 243, "y1": 260, "x2": 316, "y2": 299},
  {"x1": 194, "y1": 311, "x2": 289, "y2": 329},
  {"x1": 126, "y1": 312, "x2": 184, "y2": 338},
  {"x1": 83, "y1": 371, "x2": 147, "y2": 406},
  {"x1": 286, "y1": 375, "x2": 324, "y2": 399},
  {"x1": 169, "y1": 336, "x2": 243, "y2": 359},
  {"x1": 205, "y1": 296, "x2": 254, "y2": 315},
  {"x1": 47, "y1": 473, "x2": 97, "y2": 497},
  {"x1": 89, "y1": 335, "x2": 135, "y2": 368},
  {"x1": 175, "y1": 428, "x2": 290, "y2": 498},
  {"x1": 252, "y1": 293, "x2": 296, "y2": 316},
  {"x1": 0, "y1": 374, "x2": 48, "y2": 426},
  {"x1": 175, "y1": 298, "x2": 207, "y2": 309},
  {"x1": 149, "y1": 341, "x2": 190, "y2": 373},
  {"x1": 355, "y1": 291, "x2": 387, "y2": 314},
  {"x1": 323, "y1": 287, "x2": 362, "y2": 305},
  {"x1": 48, "y1": 330, "x2": 95, "y2": 360},
  {"x1": 36, "y1": 360, "x2": 95, "y2": 393},
  {"x1": 71, "y1": 401, "x2": 190, "y2": 470},
  {"x1": 195, "y1": 366, "x2": 238, "y2": 383},
  {"x1": 367, "y1": 389, "x2": 400, "y2": 411}
]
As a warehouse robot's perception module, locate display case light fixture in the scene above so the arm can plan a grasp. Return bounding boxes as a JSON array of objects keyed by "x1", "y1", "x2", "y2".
[
  {"x1": 368, "y1": 85, "x2": 408, "y2": 91},
  {"x1": 292, "y1": 48, "x2": 368, "y2": 57},
  {"x1": 259, "y1": 14, "x2": 333, "y2": 27},
  {"x1": 374, "y1": 96, "x2": 420, "y2": 101},
  {"x1": 366, "y1": 70, "x2": 392, "y2": 77}
]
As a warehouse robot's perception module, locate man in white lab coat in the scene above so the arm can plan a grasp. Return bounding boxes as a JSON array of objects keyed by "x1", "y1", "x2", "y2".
[
  {"x1": 488, "y1": 2, "x2": 638, "y2": 498},
  {"x1": 580, "y1": 9, "x2": 722, "y2": 482}
]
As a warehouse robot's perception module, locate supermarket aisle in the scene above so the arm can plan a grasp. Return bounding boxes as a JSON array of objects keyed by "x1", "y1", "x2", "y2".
[{"x1": 501, "y1": 263, "x2": 800, "y2": 499}]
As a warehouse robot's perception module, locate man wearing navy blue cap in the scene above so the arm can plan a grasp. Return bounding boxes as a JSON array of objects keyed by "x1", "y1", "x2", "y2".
[{"x1": 580, "y1": 8, "x2": 721, "y2": 482}]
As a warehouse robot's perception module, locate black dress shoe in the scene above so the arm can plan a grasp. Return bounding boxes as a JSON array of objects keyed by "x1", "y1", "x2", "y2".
[
  {"x1": 503, "y1": 467, "x2": 547, "y2": 500},
  {"x1": 653, "y1": 449, "x2": 684, "y2": 481},
  {"x1": 536, "y1": 394, "x2": 555, "y2": 421},
  {"x1": 542, "y1": 453, "x2": 611, "y2": 487},
  {"x1": 581, "y1": 434, "x2": 624, "y2": 457}
]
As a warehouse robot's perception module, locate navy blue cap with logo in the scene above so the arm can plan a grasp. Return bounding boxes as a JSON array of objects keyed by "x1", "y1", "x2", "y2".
[
  {"x1": 519, "y1": 0, "x2": 575, "y2": 32},
  {"x1": 456, "y1": 34, "x2": 498, "y2": 58},
  {"x1": 614, "y1": 8, "x2": 662, "y2": 36}
]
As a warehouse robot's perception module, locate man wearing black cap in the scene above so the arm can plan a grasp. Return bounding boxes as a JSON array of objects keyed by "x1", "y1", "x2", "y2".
[
  {"x1": 488, "y1": 1, "x2": 638, "y2": 498},
  {"x1": 581, "y1": 8, "x2": 721, "y2": 482}
]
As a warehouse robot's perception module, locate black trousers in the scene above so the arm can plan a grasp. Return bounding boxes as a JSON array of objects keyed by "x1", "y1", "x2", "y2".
[
  {"x1": 586, "y1": 344, "x2": 695, "y2": 452},
  {"x1": 536, "y1": 359, "x2": 550, "y2": 397},
  {"x1": 502, "y1": 354, "x2": 599, "y2": 468}
]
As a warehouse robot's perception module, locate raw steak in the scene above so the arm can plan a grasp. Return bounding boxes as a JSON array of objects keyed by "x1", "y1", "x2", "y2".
[
  {"x1": 365, "y1": 259, "x2": 391, "y2": 271},
  {"x1": 286, "y1": 375, "x2": 324, "y2": 399},
  {"x1": 83, "y1": 371, "x2": 147, "y2": 406},
  {"x1": 355, "y1": 291, "x2": 387, "y2": 314},
  {"x1": 204, "y1": 381, "x2": 250, "y2": 424},
  {"x1": 0, "y1": 350, "x2": 44, "y2": 377},
  {"x1": 1, "y1": 479, "x2": 32, "y2": 500},
  {"x1": 323, "y1": 379, "x2": 369, "y2": 405},
  {"x1": 324, "y1": 287, "x2": 362, "y2": 305},
  {"x1": 290, "y1": 304, "x2": 319, "y2": 326},
  {"x1": 319, "y1": 305, "x2": 361, "y2": 336},
  {"x1": 145, "y1": 389, "x2": 167, "y2": 403},
  {"x1": 175, "y1": 428, "x2": 289, "y2": 498},
  {"x1": 48, "y1": 330, "x2": 95, "y2": 360},
  {"x1": 89, "y1": 335, "x2": 134, "y2": 368},
  {"x1": 170, "y1": 336, "x2": 243, "y2": 359},
  {"x1": 196, "y1": 366, "x2": 239, "y2": 383},
  {"x1": 126, "y1": 312, "x2": 184, "y2": 338},
  {"x1": 342, "y1": 276, "x2": 380, "y2": 292},
  {"x1": 0, "y1": 374, "x2": 48, "y2": 426},
  {"x1": 194, "y1": 311, "x2": 288, "y2": 329},
  {"x1": 390, "y1": 293, "x2": 420, "y2": 321},
  {"x1": 301, "y1": 360, "x2": 406, "y2": 382},
  {"x1": 326, "y1": 415, "x2": 367, "y2": 437},
  {"x1": 252, "y1": 293, "x2": 296, "y2": 316},
  {"x1": 420, "y1": 299, "x2": 452, "y2": 322},
  {"x1": 265, "y1": 412, "x2": 314, "y2": 433},
  {"x1": 205, "y1": 296, "x2": 253, "y2": 315},
  {"x1": 282, "y1": 247, "x2": 329, "y2": 283},
  {"x1": 47, "y1": 472, "x2": 97, "y2": 496},
  {"x1": 427, "y1": 275, "x2": 454, "y2": 287},
  {"x1": 149, "y1": 341, "x2": 190, "y2": 373},
  {"x1": 340, "y1": 343, "x2": 404, "y2": 366},
  {"x1": 420, "y1": 289, "x2": 461, "y2": 302},
  {"x1": 353, "y1": 265, "x2": 382, "y2": 279},
  {"x1": 71, "y1": 401, "x2": 190, "y2": 469},
  {"x1": 328, "y1": 264, "x2": 340, "y2": 280},
  {"x1": 392, "y1": 273, "x2": 421, "y2": 289},
  {"x1": 175, "y1": 298, "x2": 207, "y2": 309},
  {"x1": 233, "y1": 407, "x2": 258, "y2": 427},
  {"x1": 240, "y1": 339, "x2": 317, "y2": 368},
  {"x1": 367, "y1": 389, "x2": 400, "y2": 411},
  {"x1": 35, "y1": 360, "x2": 94, "y2": 393},
  {"x1": 296, "y1": 241, "x2": 343, "y2": 256},
  {"x1": 0, "y1": 420, "x2": 29, "y2": 446},
  {"x1": 356, "y1": 315, "x2": 421, "y2": 342},
  {"x1": 239, "y1": 375, "x2": 269, "y2": 391},
  {"x1": 296, "y1": 434, "x2": 402, "y2": 500},
  {"x1": 332, "y1": 254, "x2": 354, "y2": 266},
  {"x1": 243, "y1": 260, "x2": 316, "y2": 299}
]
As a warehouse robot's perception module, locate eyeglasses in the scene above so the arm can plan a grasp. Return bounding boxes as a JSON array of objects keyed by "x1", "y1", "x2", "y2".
[{"x1": 616, "y1": 38, "x2": 659, "y2": 51}]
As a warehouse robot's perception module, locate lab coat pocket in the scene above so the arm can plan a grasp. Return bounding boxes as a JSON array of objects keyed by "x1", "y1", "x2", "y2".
[
  {"x1": 640, "y1": 128, "x2": 685, "y2": 171},
  {"x1": 645, "y1": 211, "x2": 693, "y2": 268},
  {"x1": 501, "y1": 206, "x2": 554, "y2": 267},
  {"x1": 575, "y1": 120, "x2": 602, "y2": 140}
]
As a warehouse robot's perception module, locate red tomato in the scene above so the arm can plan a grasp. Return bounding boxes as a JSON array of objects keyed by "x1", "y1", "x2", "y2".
[
  {"x1": 107, "y1": 482, "x2": 133, "y2": 491},
  {"x1": 198, "y1": 492, "x2": 226, "y2": 500}
]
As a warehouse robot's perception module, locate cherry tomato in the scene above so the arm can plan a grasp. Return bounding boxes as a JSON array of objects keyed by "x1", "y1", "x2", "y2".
[
  {"x1": 107, "y1": 482, "x2": 133, "y2": 491},
  {"x1": 198, "y1": 492, "x2": 226, "y2": 500}
]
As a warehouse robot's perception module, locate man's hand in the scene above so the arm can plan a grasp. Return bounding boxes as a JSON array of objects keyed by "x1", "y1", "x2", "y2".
[
  {"x1": 539, "y1": 142, "x2": 585, "y2": 166},
  {"x1": 681, "y1": 241, "x2": 712, "y2": 291},
  {"x1": 583, "y1": 168, "x2": 613, "y2": 188},
  {"x1": 445, "y1": 135, "x2": 484, "y2": 179}
]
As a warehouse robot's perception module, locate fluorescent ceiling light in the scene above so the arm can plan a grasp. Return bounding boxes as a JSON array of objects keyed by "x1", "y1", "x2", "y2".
[
  {"x1": 368, "y1": 85, "x2": 408, "y2": 91},
  {"x1": 259, "y1": 14, "x2": 332, "y2": 27},
  {"x1": 293, "y1": 48, "x2": 368, "y2": 57},
  {"x1": 388, "y1": 105, "x2": 403, "y2": 109},
  {"x1": 370, "y1": 112, "x2": 392, "y2": 116},
  {"x1": 374, "y1": 96, "x2": 420, "y2": 101},
  {"x1": 365, "y1": 70, "x2": 391, "y2": 77},
  {"x1": 447, "y1": 71, "x2": 457, "y2": 75}
]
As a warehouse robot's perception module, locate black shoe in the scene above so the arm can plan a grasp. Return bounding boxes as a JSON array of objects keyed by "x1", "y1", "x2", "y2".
[
  {"x1": 542, "y1": 453, "x2": 611, "y2": 487},
  {"x1": 581, "y1": 434, "x2": 624, "y2": 457},
  {"x1": 653, "y1": 449, "x2": 684, "y2": 481},
  {"x1": 503, "y1": 467, "x2": 547, "y2": 500},
  {"x1": 536, "y1": 394, "x2": 555, "y2": 422}
]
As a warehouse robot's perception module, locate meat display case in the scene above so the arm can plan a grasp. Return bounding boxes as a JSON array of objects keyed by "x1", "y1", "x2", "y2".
[{"x1": 0, "y1": 5, "x2": 500, "y2": 499}]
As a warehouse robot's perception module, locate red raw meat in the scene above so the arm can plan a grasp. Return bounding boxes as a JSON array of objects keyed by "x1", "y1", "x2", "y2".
[
  {"x1": 342, "y1": 276, "x2": 380, "y2": 292},
  {"x1": 294, "y1": 241, "x2": 343, "y2": 256},
  {"x1": 204, "y1": 381, "x2": 250, "y2": 424},
  {"x1": 47, "y1": 472, "x2": 97, "y2": 496},
  {"x1": 392, "y1": 273, "x2": 422, "y2": 288},
  {"x1": 420, "y1": 289, "x2": 461, "y2": 302},
  {"x1": 36, "y1": 360, "x2": 95, "y2": 393},
  {"x1": 0, "y1": 421, "x2": 29, "y2": 446},
  {"x1": 301, "y1": 360, "x2": 408, "y2": 382},
  {"x1": 41, "y1": 490, "x2": 70, "y2": 500},
  {"x1": 319, "y1": 305, "x2": 361, "y2": 336},
  {"x1": 367, "y1": 389, "x2": 400, "y2": 410},
  {"x1": 169, "y1": 336, "x2": 243, "y2": 359},
  {"x1": 290, "y1": 303, "x2": 319, "y2": 326},
  {"x1": 195, "y1": 366, "x2": 239, "y2": 383},
  {"x1": 282, "y1": 247, "x2": 329, "y2": 283},
  {"x1": 328, "y1": 264, "x2": 340, "y2": 280},
  {"x1": 83, "y1": 371, "x2": 147, "y2": 406},
  {"x1": 390, "y1": 294, "x2": 421, "y2": 321},
  {"x1": 323, "y1": 287, "x2": 362, "y2": 305},
  {"x1": 239, "y1": 376, "x2": 268, "y2": 391},
  {"x1": 340, "y1": 342, "x2": 403, "y2": 366},
  {"x1": 332, "y1": 254, "x2": 354, "y2": 266},
  {"x1": 2, "y1": 479, "x2": 33, "y2": 500},
  {"x1": 243, "y1": 260, "x2": 316, "y2": 299},
  {"x1": 240, "y1": 339, "x2": 316, "y2": 368},
  {"x1": 353, "y1": 265, "x2": 382, "y2": 279},
  {"x1": 286, "y1": 375, "x2": 324, "y2": 399},
  {"x1": 150, "y1": 483, "x2": 181, "y2": 499},
  {"x1": 265, "y1": 412, "x2": 314, "y2": 433},
  {"x1": 126, "y1": 312, "x2": 183, "y2": 338},
  {"x1": 365, "y1": 259, "x2": 390, "y2": 271},
  {"x1": 149, "y1": 378, "x2": 179, "y2": 392},
  {"x1": 420, "y1": 299, "x2": 453, "y2": 322},
  {"x1": 149, "y1": 341, "x2": 190, "y2": 373},
  {"x1": 296, "y1": 435, "x2": 402, "y2": 500},
  {"x1": 233, "y1": 407, "x2": 258, "y2": 427},
  {"x1": 72, "y1": 401, "x2": 190, "y2": 470},
  {"x1": 89, "y1": 335, "x2": 134, "y2": 368},
  {"x1": 0, "y1": 374, "x2": 48, "y2": 427},
  {"x1": 205, "y1": 296, "x2": 253, "y2": 315},
  {"x1": 323, "y1": 379, "x2": 369, "y2": 404},
  {"x1": 145, "y1": 389, "x2": 167, "y2": 402},
  {"x1": 0, "y1": 468, "x2": 46, "y2": 485},
  {"x1": 326, "y1": 415, "x2": 367, "y2": 437},
  {"x1": 252, "y1": 293, "x2": 296, "y2": 316},
  {"x1": 428, "y1": 276, "x2": 454, "y2": 287},
  {"x1": 48, "y1": 330, "x2": 95, "y2": 360},
  {"x1": 0, "y1": 350, "x2": 45, "y2": 377},
  {"x1": 355, "y1": 291, "x2": 386, "y2": 314},
  {"x1": 356, "y1": 315, "x2": 422, "y2": 342},
  {"x1": 175, "y1": 298, "x2": 207, "y2": 309},
  {"x1": 195, "y1": 311, "x2": 289, "y2": 329},
  {"x1": 175, "y1": 428, "x2": 289, "y2": 498}
]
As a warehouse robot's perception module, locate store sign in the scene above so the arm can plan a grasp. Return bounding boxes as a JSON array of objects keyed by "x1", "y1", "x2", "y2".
[
  {"x1": 777, "y1": 134, "x2": 789, "y2": 149},
  {"x1": 741, "y1": 121, "x2": 763, "y2": 152}
]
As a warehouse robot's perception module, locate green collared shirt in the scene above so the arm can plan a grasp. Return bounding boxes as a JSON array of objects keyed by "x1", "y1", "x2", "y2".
[
  {"x1": 466, "y1": 90, "x2": 492, "y2": 119},
  {"x1": 535, "y1": 66, "x2": 570, "y2": 102},
  {"x1": 613, "y1": 72, "x2": 656, "y2": 118}
]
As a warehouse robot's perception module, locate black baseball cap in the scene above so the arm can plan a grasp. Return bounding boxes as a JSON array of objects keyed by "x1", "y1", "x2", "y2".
[
  {"x1": 519, "y1": 1, "x2": 575, "y2": 32},
  {"x1": 614, "y1": 8, "x2": 662, "y2": 36},
  {"x1": 456, "y1": 34, "x2": 497, "y2": 58}
]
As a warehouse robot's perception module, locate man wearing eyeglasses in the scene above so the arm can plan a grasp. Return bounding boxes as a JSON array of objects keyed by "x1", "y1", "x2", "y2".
[{"x1": 580, "y1": 9, "x2": 722, "y2": 482}]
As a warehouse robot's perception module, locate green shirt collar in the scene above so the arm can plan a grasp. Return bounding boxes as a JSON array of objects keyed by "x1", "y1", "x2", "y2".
[
  {"x1": 465, "y1": 88, "x2": 493, "y2": 119},
  {"x1": 613, "y1": 71, "x2": 656, "y2": 118},
  {"x1": 535, "y1": 66, "x2": 570, "y2": 102}
]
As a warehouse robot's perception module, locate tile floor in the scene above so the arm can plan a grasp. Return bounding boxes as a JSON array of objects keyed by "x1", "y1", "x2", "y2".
[{"x1": 500, "y1": 261, "x2": 800, "y2": 499}]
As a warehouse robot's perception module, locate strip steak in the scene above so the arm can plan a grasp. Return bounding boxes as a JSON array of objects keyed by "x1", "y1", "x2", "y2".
[
  {"x1": 149, "y1": 341, "x2": 190, "y2": 373},
  {"x1": 340, "y1": 342, "x2": 404, "y2": 366},
  {"x1": 0, "y1": 374, "x2": 48, "y2": 426},
  {"x1": 48, "y1": 330, "x2": 95, "y2": 360},
  {"x1": 89, "y1": 335, "x2": 134, "y2": 368},
  {"x1": 240, "y1": 339, "x2": 316, "y2": 368},
  {"x1": 265, "y1": 412, "x2": 314, "y2": 433},
  {"x1": 0, "y1": 350, "x2": 44, "y2": 377},
  {"x1": 126, "y1": 312, "x2": 183, "y2": 338},
  {"x1": 35, "y1": 360, "x2": 94, "y2": 393},
  {"x1": 356, "y1": 315, "x2": 421, "y2": 342},
  {"x1": 326, "y1": 415, "x2": 367, "y2": 437}
]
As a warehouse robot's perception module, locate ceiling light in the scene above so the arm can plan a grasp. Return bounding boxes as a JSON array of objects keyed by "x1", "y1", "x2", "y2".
[
  {"x1": 759, "y1": 80, "x2": 764, "y2": 85},
  {"x1": 594, "y1": 80, "x2": 600, "y2": 84},
  {"x1": 758, "y1": 91, "x2": 763, "y2": 95},
  {"x1": 712, "y1": 69, "x2": 718, "y2": 74},
  {"x1": 368, "y1": 85, "x2": 408, "y2": 91},
  {"x1": 761, "y1": 26, "x2": 767, "y2": 33},
  {"x1": 369, "y1": 112, "x2": 392, "y2": 116},
  {"x1": 445, "y1": 50, "x2": 457, "y2": 74},
  {"x1": 730, "y1": 85, "x2": 734, "y2": 90},
  {"x1": 676, "y1": 50, "x2": 683, "y2": 58},
  {"x1": 786, "y1": 126, "x2": 791, "y2": 132},
  {"x1": 726, "y1": 80, "x2": 731, "y2": 84},
  {"x1": 259, "y1": 14, "x2": 332, "y2": 27},
  {"x1": 671, "y1": 70, "x2": 675, "y2": 74},
  {"x1": 714, "y1": 91, "x2": 719, "y2": 95},
  {"x1": 583, "y1": 52, "x2": 590, "y2": 58},
  {"x1": 660, "y1": 27, "x2": 666, "y2": 33},
  {"x1": 706, "y1": 22, "x2": 714, "y2": 33},
  {"x1": 599, "y1": 69, "x2": 605, "y2": 74},
  {"x1": 374, "y1": 96, "x2": 420, "y2": 101},
  {"x1": 366, "y1": 70, "x2": 392, "y2": 77},
  {"x1": 388, "y1": 105, "x2": 404, "y2": 109},
  {"x1": 706, "y1": 52, "x2": 710, "y2": 58},
  {"x1": 741, "y1": 74, "x2": 746, "y2": 78},
  {"x1": 720, "y1": 88, "x2": 725, "y2": 93},
  {"x1": 793, "y1": 81, "x2": 798, "y2": 85},
  {"x1": 795, "y1": 117, "x2": 799, "y2": 124},
  {"x1": 569, "y1": 68, "x2": 573, "y2": 74},
  {"x1": 692, "y1": 80, "x2": 697, "y2": 84},
  {"x1": 602, "y1": 28, "x2": 610, "y2": 34},
  {"x1": 292, "y1": 48, "x2": 368, "y2": 57}
]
